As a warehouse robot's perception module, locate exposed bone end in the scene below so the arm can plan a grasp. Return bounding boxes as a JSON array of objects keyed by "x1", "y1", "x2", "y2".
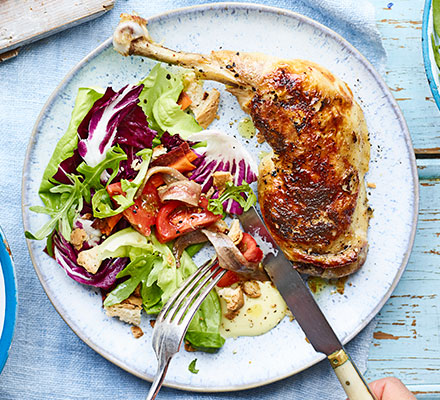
[{"x1": 113, "y1": 13, "x2": 150, "y2": 56}]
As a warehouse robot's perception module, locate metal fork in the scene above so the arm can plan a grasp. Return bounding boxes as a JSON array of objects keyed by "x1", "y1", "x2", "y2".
[{"x1": 145, "y1": 258, "x2": 226, "y2": 400}]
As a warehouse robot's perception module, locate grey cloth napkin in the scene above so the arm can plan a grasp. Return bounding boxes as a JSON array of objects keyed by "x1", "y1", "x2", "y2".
[{"x1": 0, "y1": 0, "x2": 384, "y2": 399}]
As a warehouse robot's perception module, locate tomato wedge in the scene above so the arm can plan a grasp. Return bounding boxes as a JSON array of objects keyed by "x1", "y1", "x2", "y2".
[
  {"x1": 216, "y1": 232, "x2": 264, "y2": 287},
  {"x1": 107, "y1": 181, "x2": 161, "y2": 236},
  {"x1": 237, "y1": 233, "x2": 264, "y2": 263},
  {"x1": 155, "y1": 197, "x2": 221, "y2": 243},
  {"x1": 215, "y1": 269, "x2": 241, "y2": 288},
  {"x1": 92, "y1": 213, "x2": 122, "y2": 236}
]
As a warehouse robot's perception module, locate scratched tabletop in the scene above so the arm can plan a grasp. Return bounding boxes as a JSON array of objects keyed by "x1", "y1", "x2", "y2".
[{"x1": 366, "y1": 0, "x2": 440, "y2": 398}]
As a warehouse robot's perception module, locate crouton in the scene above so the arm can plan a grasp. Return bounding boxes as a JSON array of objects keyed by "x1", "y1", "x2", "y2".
[
  {"x1": 212, "y1": 171, "x2": 233, "y2": 193},
  {"x1": 217, "y1": 286, "x2": 244, "y2": 320},
  {"x1": 77, "y1": 247, "x2": 101, "y2": 274},
  {"x1": 105, "y1": 303, "x2": 142, "y2": 326},
  {"x1": 131, "y1": 326, "x2": 144, "y2": 338},
  {"x1": 184, "y1": 73, "x2": 220, "y2": 129},
  {"x1": 192, "y1": 89, "x2": 220, "y2": 129},
  {"x1": 228, "y1": 219, "x2": 243, "y2": 245},
  {"x1": 152, "y1": 144, "x2": 167, "y2": 160},
  {"x1": 105, "y1": 294, "x2": 143, "y2": 326},
  {"x1": 242, "y1": 281, "x2": 261, "y2": 298},
  {"x1": 211, "y1": 219, "x2": 229, "y2": 234},
  {"x1": 70, "y1": 228, "x2": 87, "y2": 251}
]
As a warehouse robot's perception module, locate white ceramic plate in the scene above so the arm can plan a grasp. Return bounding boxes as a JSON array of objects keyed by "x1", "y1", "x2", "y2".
[{"x1": 22, "y1": 3, "x2": 418, "y2": 392}]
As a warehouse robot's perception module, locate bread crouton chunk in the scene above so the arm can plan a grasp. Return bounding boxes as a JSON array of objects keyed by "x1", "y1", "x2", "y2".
[
  {"x1": 242, "y1": 281, "x2": 261, "y2": 298},
  {"x1": 218, "y1": 286, "x2": 244, "y2": 320},
  {"x1": 184, "y1": 72, "x2": 220, "y2": 128},
  {"x1": 228, "y1": 219, "x2": 243, "y2": 245},
  {"x1": 105, "y1": 294, "x2": 143, "y2": 326},
  {"x1": 131, "y1": 326, "x2": 144, "y2": 338},
  {"x1": 77, "y1": 247, "x2": 101, "y2": 274},
  {"x1": 70, "y1": 228, "x2": 87, "y2": 251},
  {"x1": 212, "y1": 171, "x2": 233, "y2": 193}
]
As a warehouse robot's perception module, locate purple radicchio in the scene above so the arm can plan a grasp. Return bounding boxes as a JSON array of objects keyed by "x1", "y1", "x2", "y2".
[
  {"x1": 77, "y1": 84, "x2": 156, "y2": 168},
  {"x1": 160, "y1": 131, "x2": 196, "y2": 151},
  {"x1": 189, "y1": 130, "x2": 257, "y2": 214},
  {"x1": 52, "y1": 232, "x2": 128, "y2": 290},
  {"x1": 52, "y1": 85, "x2": 156, "y2": 183}
]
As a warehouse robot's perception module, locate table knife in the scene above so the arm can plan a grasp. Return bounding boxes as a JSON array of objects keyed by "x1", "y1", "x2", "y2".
[{"x1": 239, "y1": 206, "x2": 377, "y2": 400}]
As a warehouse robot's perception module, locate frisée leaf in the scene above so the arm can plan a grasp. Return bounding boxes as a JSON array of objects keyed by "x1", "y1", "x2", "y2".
[
  {"x1": 92, "y1": 148, "x2": 152, "y2": 218},
  {"x1": 26, "y1": 146, "x2": 127, "y2": 241},
  {"x1": 208, "y1": 181, "x2": 257, "y2": 216}
]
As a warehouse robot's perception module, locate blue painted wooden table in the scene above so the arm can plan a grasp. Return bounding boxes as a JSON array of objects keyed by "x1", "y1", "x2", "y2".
[{"x1": 367, "y1": 1, "x2": 440, "y2": 398}]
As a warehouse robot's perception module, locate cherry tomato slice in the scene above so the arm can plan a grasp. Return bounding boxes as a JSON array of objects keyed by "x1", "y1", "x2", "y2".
[
  {"x1": 155, "y1": 197, "x2": 221, "y2": 243},
  {"x1": 237, "y1": 232, "x2": 264, "y2": 263},
  {"x1": 107, "y1": 181, "x2": 161, "y2": 236},
  {"x1": 216, "y1": 233, "x2": 264, "y2": 287}
]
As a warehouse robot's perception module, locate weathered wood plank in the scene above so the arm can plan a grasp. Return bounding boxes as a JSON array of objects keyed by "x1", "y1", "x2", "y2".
[
  {"x1": 366, "y1": 175, "x2": 440, "y2": 388},
  {"x1": 371, "y1": 0, "x2": 440, "y2": 153},
  {"x1": 0, "y1": 0, "x2": 115, "y2": 56}
]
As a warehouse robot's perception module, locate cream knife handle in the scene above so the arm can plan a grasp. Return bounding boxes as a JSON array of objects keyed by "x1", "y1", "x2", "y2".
[{"x1": 328, "y1": 349, "x2": 377, "y2": 400}]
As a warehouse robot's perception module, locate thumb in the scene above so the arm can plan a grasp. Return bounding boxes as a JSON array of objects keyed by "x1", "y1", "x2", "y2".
[{"x1": 368, "y1": 377, "x2": 416, "y2": 400}]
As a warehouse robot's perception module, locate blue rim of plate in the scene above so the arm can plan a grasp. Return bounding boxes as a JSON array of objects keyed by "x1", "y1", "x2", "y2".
[
  {"x1": 422, "y1": 0, "x2": 440, "y2": 110},
  {"x1": 0, "y1": 227, "x2": 17, "y2": 373}
]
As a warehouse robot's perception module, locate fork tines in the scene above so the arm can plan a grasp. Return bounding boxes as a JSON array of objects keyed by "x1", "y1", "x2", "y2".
[{"x1": 157, "y1": 259, "x2": 227, "y2": 328}]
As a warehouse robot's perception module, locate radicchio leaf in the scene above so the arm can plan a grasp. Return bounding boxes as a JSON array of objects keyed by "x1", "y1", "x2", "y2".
[
  {"x1": 52, "y1": 232, "x2": 128, "y2": 290},
  {"x1": 189, "y1": 130, "x2": 258, "y2": 214},
  {"x1": 77, "y1": 85, "x2": 145, "y2": 167}
]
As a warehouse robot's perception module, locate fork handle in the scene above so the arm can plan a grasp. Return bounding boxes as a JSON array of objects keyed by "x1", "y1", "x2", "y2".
[{"x1": 145, "y1": 358, "x2": 172, "y2": 400}]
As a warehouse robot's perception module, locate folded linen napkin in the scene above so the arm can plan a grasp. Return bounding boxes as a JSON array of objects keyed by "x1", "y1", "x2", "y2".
[{"x1": 0, "y1": 0, "x2": 384, "y2": 399}]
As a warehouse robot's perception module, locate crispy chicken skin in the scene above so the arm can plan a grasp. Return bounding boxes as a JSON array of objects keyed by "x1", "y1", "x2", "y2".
[{"x1": 113, "y1": 14, "x2": 371, "y2": 278}]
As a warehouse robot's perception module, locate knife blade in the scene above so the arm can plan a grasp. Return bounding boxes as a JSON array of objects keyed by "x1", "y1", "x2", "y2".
[{"x1": 239, "y1": 206, "x2": 377, "y2": 400}]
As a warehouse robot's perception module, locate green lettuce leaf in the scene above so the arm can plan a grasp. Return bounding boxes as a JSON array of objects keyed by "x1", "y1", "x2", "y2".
[
  {"x1": 100, "y1": 228, "x2": 224, "y2": 350},
  {"x1": 434, "y1": 0, "x2": 440, "y2": 37},
  {"x1": 188, "y1": 359, "x2": 199, "y2": 374},
  {"x1": 78, "y1": 145, "x2": 127, "y2": 202},
  {"x1": 138, "y1": 65, "x2": 202, "y2": 138},
  {"x1": 103, "y1": 254, "x2": 161, "y2": 307},
  {"x1": 38, "y1": 87, "x2": 104, "y2": 208},
  {"x1": 177, "y1": 251, "x2": 225, "y2": 350},
  {"x1": 431, "y1": 33, "x2": 440, "y2": 71}
]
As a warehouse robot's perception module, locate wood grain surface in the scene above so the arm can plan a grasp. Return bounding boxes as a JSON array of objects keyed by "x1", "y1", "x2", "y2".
[
  {"x1": 367, "y1": 1, "x2": 440, "y2": 397},
  {"x1": 0, "y1": 0, "x2": 114, "y2": 55}
]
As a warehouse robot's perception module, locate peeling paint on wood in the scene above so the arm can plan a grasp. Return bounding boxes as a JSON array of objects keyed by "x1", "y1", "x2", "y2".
[
  {"x1": 366, "y1": 175, "x2": 440, "y2": 387},
  {"x1": 374, "y1": 0, "x2": 440, "y2": 153},
  {"x1": 373, "y1": 331, "x2": 411, "y2": 340}
]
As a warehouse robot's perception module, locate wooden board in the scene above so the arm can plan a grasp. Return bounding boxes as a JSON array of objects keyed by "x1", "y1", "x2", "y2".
[{"x1": 0, "y1": 0, "x2": 115, "y2": 56}]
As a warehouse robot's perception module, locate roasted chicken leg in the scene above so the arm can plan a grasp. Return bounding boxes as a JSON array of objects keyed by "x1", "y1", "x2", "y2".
[{"x1": 113, "y1": 14, "x2": 371, "y2": 278}]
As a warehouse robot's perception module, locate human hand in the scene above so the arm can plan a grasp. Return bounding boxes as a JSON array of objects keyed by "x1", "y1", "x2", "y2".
[{"x1": 369, "y1": 377, "x2": 416, "y2": 400}]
